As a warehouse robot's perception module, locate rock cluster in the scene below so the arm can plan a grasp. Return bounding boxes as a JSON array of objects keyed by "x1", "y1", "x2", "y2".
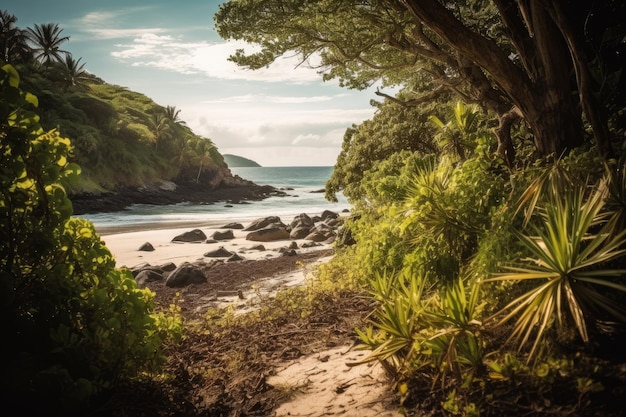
[{"x1": 131, "y1": 210, "x2": 347, "y2": 288}]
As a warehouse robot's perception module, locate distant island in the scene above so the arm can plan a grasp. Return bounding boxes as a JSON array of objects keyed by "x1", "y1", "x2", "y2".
[{"x1": 223, "y1": 154, "x2": 262, "y2": 167}]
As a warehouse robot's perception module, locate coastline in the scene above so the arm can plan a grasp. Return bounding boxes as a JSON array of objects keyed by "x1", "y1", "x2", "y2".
[{"x1": 94, "y1": 211, "x2": 340, "y2": 269}]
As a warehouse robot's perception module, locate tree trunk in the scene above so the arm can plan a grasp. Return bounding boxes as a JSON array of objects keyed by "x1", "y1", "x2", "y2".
[{"x1": 400, "y1": 0, "x2": 585, "y2": 158}]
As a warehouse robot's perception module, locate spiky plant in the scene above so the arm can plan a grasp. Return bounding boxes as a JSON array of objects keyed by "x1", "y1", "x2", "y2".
[{"x1": 484, "y1": 172, "x2": 626, "y2": 362}]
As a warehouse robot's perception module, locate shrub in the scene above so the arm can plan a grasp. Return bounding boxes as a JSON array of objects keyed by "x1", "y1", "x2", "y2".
[{"x1": 0, "y1": 64, "x2": 181, "y2": 414}]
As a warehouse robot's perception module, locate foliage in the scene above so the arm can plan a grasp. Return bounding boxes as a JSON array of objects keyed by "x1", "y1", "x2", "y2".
[
  {"x1": 215, "y1": 0, "x2": 625, "y2": 162},
  {"x1": 484, "y1": 164, "x2": 626, "y2": 361},
  {"x1": 326, "y1": 99, "x2": 440, "y2": 202},
  {"x1": 0, "y1": 64, "x2": 182, "y2": 414}
]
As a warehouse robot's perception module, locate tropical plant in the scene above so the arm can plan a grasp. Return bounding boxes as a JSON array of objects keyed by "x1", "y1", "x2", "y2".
[
  {"x1": 0, "y1": 64, "x2": 182, "y2": 413},
  {"x1": 483, "y1": 169, "x2": 626, "y2": 362},
  {"x1": 26, "y1": 22, "x2": 69, "y2": 67},
  {"x1": 57, "y1": 54, "x2": 89, "y2": 90},
  {"x1": 0, "y1": 10, "x2": 31, "y2": 64},
  {"x1": 165, "y1": 104, "x2": 186, "y2": 125},
  {"x1": 429, "y1": 102, "x2": 482, "y2": 161},
  {"x1": 423, "y1": 278, "x2": 484, "y2": 389}
]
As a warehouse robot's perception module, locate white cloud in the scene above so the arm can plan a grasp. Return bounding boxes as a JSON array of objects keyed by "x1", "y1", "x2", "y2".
[
  {"x1": 110, "y1": 36, "x2": 322, "y2": 83},
  {"x1": 201, "y1": 94, "x2": 344, "y2": 104}
]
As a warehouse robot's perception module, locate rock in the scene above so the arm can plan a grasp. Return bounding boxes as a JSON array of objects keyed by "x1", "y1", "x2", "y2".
[
  {"x1": 165, "y1": 262, "x2": 207, "y2": 288},
  {"x1": 222, "y1": 222, "x2": 244, "y2": 229},
  {"x1": 281, "y1": 249, "x2": 297, "y2": 256},
  {"x1": 321, "y1": 210, "x2": 339, "y2": 220},
  {"x1": 172, "y1": 229, "x2": 207, "y2": 243},
  {"x1": 226, "y1": 253, "x2": 244, "y2": 262},
  {"x1": 135, "y1": 269, "x2": 164, "y2": 286},
  {"x1": 304, "y1": 223, "x2": 336, "y2": 242},
  {"x1": 290, "y1": 225, "x2": 312, "y2": 239},
  {"x1": 211, "y1": 230, "x2": 235, "y2": 240},
  {"x1": 157, "y1": 262, "x2": 177, "y2": 272},
  {"x1": 244, "y1": 216, "x2": 285, "y2": 231},
  {"x1": 138, "y1": 242, "x2": 155, "y2": 251},
  {"x1": 290, "y1": 213, "x2": 314, "y2": 229},
  {"x1": 247, "y1": 244, "x2": 266, "y2": 251},
  {"x1": 204, "y1": 246, "x2": 234, "y2": 258},
  {"x1": 246, "y1": 226, "x2": 290, "y2": 242}
]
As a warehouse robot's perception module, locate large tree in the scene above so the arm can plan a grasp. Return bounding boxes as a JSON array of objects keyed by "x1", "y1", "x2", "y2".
[{"x1": 215, "y1": 0, "x2": 624, "y2": 165}]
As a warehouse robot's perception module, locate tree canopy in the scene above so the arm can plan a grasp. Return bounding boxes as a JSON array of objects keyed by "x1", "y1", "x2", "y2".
[{"x1": 215, "y1": 0, "x2": 625, "y2": 166}]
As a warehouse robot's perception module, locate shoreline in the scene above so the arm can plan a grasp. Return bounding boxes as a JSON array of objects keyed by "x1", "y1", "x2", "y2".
[{"x1": 95, "y1": 211, "x2": 343, "y2": 269}]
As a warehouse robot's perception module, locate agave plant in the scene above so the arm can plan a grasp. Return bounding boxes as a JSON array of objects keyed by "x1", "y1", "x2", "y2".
[
  {"x1": 484, "y1": 172, "x2": 626, "y2": 361},
  {"x1": 353, "y1": 270, "x2": 429, "y2": 378},
  {"x1": 422, "y1": 277, "x2": 484, "y2": 388}
]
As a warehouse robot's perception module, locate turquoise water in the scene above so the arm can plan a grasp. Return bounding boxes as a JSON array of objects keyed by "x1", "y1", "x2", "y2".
[{"x1": 83, "y1": 166, "x2": 350, "y2": 233}]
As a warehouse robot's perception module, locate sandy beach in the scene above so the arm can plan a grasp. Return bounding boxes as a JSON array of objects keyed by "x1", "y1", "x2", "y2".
[
  {"x1": 99, "y1": 221, "x2": 328, "y2": 270},
  {"x1": 95, "y1": 214, "x2": 402, "y2": 416}
]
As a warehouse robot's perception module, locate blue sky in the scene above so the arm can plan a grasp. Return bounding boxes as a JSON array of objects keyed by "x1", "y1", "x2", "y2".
[{"x1": 4, "y1": 1, "x2": 383, "y2": 166}]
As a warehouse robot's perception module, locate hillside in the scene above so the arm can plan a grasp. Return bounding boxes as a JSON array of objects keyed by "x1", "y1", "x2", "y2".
[
  {"x1": 11, "y1": 64, "x2": 282, "y2": 213},
  {"x1": 223, "y1": 154, "x2": 262, "y2": 167}
]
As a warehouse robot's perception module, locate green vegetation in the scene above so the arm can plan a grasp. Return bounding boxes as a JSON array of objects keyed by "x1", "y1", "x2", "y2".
[
  {"x1": 216, "y1": 1, "x2": 626, "y2": 414},
  {"x1": 1, "y1": 9, "x2": 228, "y2": 194},
  {"x1": 2, "y1": 2, "x2": 626, "y2": 415},
  {"x1": 0, "y1": 64, "x2": 183, "y2": 414}
]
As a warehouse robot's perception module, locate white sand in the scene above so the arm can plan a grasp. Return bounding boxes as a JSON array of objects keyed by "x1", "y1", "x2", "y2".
[
  {"x1": 268, "y1": 346, "x2": 403, "y2": 417},
  {"x1": 99, "y1": 224, "x2": 329, "y2": 269}
]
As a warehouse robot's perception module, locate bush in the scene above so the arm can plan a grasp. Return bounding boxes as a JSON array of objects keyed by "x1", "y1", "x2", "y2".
[{"x1": 0, "y1": 64, "x2": 181, "y2": 415}]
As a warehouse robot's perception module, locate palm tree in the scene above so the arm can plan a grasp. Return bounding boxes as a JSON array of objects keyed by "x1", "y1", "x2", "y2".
[
  {"x1": 164, "y1": 105, "x2": 186, "y2": 125},
  {"x1": 26, "y1": 22, "x2": 69, "y2": 67},
  {"x1": 148, "y1": 113, "x2": 171, "y2": 152},
  {"x1": 58, "y1": 54, "x2": 89, "y2": 90},
  {"x1": 0, "y1": 10, "x2": 31, "y2": 63}
]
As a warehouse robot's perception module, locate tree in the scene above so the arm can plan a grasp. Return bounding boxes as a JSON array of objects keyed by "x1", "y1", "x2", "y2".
[
  {"x1": 165, "y1": 104, "x2": 186, "y2": 125},
  {"x1": 214, "y1": 0, "x2": 625, "y2": 165},
  {"x1": 26, "y1": 22, "x2": 69, "y2": 67},
  {"x1": 0, "y1": 10, "x2": 31, "y2": 64},
  {"x1": 56, "y1": 54, "x2": 89, "y2": 90}
]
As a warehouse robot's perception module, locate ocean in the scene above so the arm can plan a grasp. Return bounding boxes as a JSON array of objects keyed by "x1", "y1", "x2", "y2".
[{"x1": 82, "y1": 166, "x2": 350, "y2": 234}]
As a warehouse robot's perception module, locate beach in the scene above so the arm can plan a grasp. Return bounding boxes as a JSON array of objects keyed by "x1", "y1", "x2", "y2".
[{"x1": 96, "y1": 214, "x2": 402, "y2": 416}]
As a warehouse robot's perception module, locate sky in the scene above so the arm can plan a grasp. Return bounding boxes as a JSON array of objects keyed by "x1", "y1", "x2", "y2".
[{"x1": 4, "y1": 0, "x2": 384, "y2": 166}]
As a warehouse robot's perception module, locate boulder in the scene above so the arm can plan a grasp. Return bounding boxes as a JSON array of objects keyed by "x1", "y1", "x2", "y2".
[
  {"x1": 165, "y1": 262, "x2": 207, "y2": 288},
  {"x1": 321, "y1": 210, "x2": 339, "y2": 220},
  {"x1": 304, "y1": 223, "x2": 336, "y2": 242},
  {"x1": 171, "y1": 229, "x2": 207, "y2": 243},
  {"x1": 138, "y1": 242, "x2": 155, "y2": 251},
  {"x1": 222, "y1": 222, "x2": 244, "y2": 229},
  {"x1": 244, "y1": 216, "x2": 285, "y2": 231},
  {"x1": 290, "y1": 213, "x2": 314, "y2": 229},
  {"x1": 211, "y1": 230, "x2": 235, "y2": 240},
  {"x1": 135, "y1": 269, "x2": 164, "y2": 287},
  {"x1": 246, "y1": 226, "x2": 290, "y2": 242},
  {"x1": 289, "y1": 225, "x2": 312, "y2": 239},
  {"x1": 226, "y1": 253, "x2": 244, "y2": 262},
  {"x1": 204, "y1": 246, "x2": 234, "y2": 258},
  {"x1": 157, "y1": 262, "x2": 177, "y2": 273}
]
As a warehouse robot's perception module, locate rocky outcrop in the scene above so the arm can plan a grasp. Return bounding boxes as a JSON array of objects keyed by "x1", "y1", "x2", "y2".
[{"x1": 70, "y1": 176, "x2": 288, "y2": 215}]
